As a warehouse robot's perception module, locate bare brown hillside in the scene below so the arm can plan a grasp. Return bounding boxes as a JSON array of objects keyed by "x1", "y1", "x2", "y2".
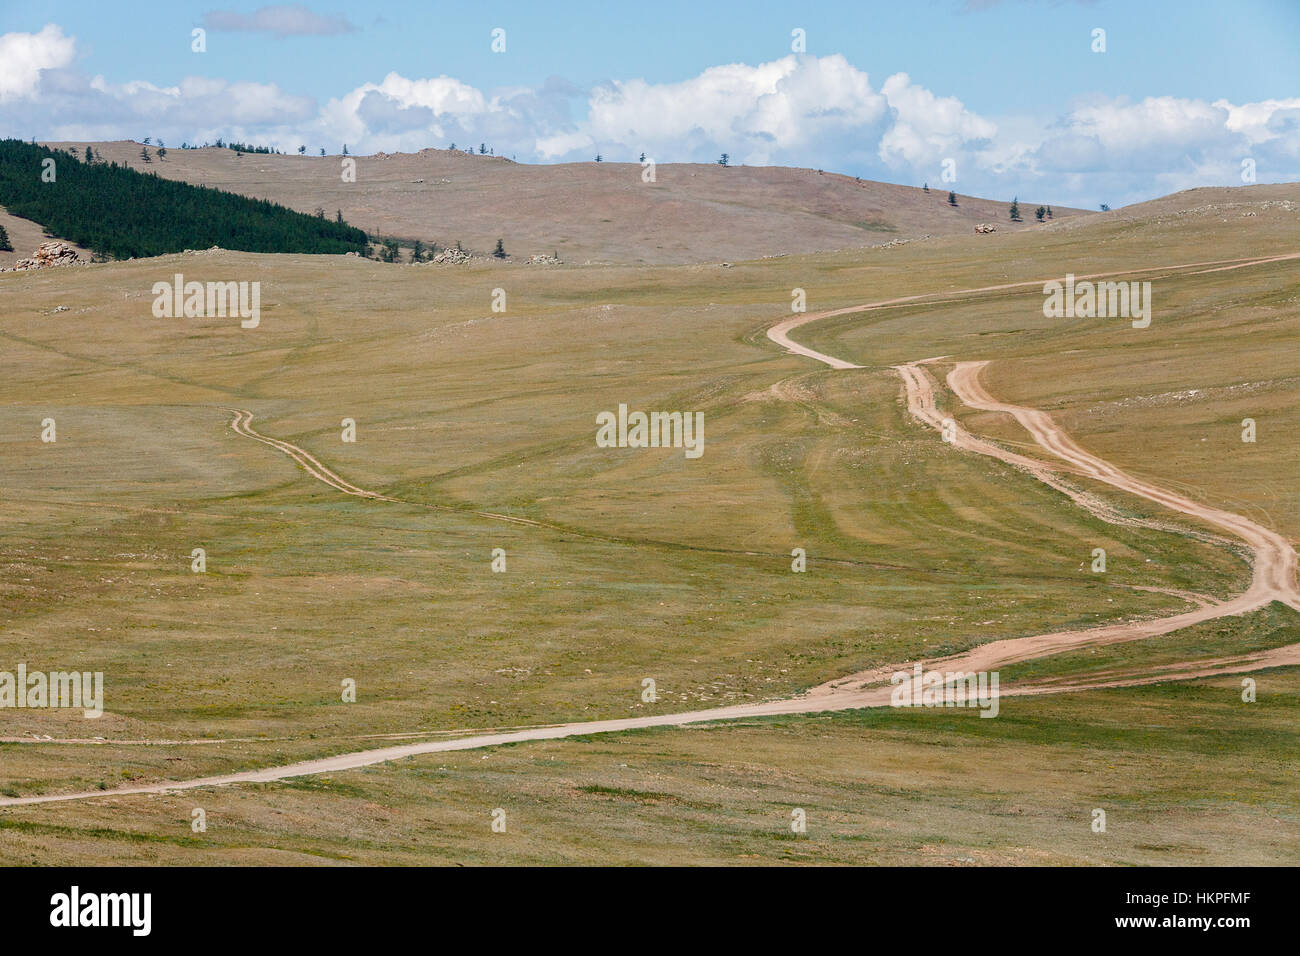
[
  {"x1": 1049, "y1": 182, "x2": 1300, "y2": 233},
  {"x1": 39, "y1": 140, "x2": 1081, "y2": 264}
]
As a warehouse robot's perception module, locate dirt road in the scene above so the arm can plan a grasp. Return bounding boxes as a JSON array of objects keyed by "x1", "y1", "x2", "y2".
[
  {"x1": 808, "y1": 359, "x2": 1299, "y2": 697},
  {"x1": 765, "y1": 251, "x2": 1300, "y2": 368}
]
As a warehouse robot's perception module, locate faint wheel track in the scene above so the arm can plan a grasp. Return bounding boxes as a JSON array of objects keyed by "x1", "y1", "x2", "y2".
[
  {"x1": 225, "y1": 408, "x2": 396, "y2": 501},
  {"x1": 219, "y1": 407, "x2": 959, "y2": 576}
]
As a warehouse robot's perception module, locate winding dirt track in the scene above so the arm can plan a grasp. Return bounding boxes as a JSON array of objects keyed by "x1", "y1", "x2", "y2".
[
  {"x1": 766, "y1": 251, "x2": 1300, "y2": 369},
  {"x1": 3, "y1": 252, "x2": 1297, "y2": 808},
  {"x1": 949, "y1": 362, "x2": 1299, "y2": 609},
  {"x1": 809, "y1": 359, "x2": 1300, "y2": 698}
]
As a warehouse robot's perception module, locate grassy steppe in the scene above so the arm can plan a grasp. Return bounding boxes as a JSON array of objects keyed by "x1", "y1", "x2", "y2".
[{"x1": 0, "y1": 183, "x2": 1296, "y2": 862}]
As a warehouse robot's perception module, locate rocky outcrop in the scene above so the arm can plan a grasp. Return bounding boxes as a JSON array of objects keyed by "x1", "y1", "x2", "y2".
[
  {"x1": 8, "y1": 241, "x2": 86, "y2": 271},
  {"x1": 974, "y1": 223, "x2": 996, "y2": 234},
  {"x1": 429, "y1": 247, "x2": 473, "y2": 264}
]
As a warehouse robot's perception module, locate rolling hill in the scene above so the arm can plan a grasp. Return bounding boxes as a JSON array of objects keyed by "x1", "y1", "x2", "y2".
[{"x1": 23, "y1": 140, "x2": 1083, "y2": 265}]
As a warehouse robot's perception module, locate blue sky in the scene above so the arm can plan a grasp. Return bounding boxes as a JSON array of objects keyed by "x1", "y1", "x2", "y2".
[{"x1": 2, "y1": 0, "x2": 1297, "y2": 207}]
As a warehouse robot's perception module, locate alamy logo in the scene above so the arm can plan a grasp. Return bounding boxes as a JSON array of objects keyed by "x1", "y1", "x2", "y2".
[
  {"x1": 595, "y1": 403, "x2": 704, "y2": 458},
  {"x1": 890, "y1": 664, "x2": 1000, "y2": 718},
  {"x1": 1043, "y1": 274, "x2": 1151, "y2": 328},
  {"x1": 0, "y1": 664, "x2": 103, "y2": 718},
  {"x1": 152, "y1": 273, "x2": 261, "y2": 328},
  {"x1": 50, "y1": 886, "x2": 151, "y2": 936}
]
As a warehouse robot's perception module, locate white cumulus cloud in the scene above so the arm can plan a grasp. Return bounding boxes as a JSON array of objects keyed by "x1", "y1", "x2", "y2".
[
  {"x1": 0, "y1": 24, "x2": 76, "y2": 102},
  {"x1": 586, "y1": 55, "x2": 889, "y2": 166},
  {"x1": 1, "y1": 29, "x2": 1297, "y2": 210},
  {"x1": 878, "y1": 72, "x2": 997, "y2": 166}
]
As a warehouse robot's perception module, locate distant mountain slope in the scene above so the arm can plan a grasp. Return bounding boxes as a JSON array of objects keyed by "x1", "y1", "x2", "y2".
[
  {"x1": 43, "y1": 141, "x2": 1083, "y2": 264},
  {"x1": 0, "y1": 140, "x2": 368, "y2": 260}
]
